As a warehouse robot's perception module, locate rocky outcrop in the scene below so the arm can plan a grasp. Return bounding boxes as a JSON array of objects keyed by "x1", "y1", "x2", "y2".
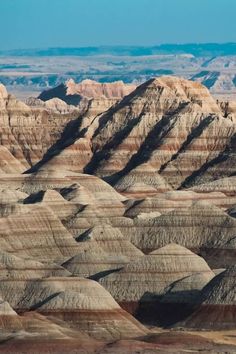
[
  {"x1": 26, "y1": 96, "x2": 80, "y2": 114},
  {"x1": 190, "y1": 176, "x2": 236, "y2": 194},
  {"x1": 0, "y1": 250, "x2": 70, "y2": 279},
  {"x1": 39, "y1": 79, "x2": 136, "y2": 103},
  {"x1": 0, "y1": 203, "x2": 81, "y2": 262},
  {"x1": 0, "y1": 76, "x2": 236, "y2": 348},
  {"x1": 0, "y1": 146, "x2": 26, "y2": 173},
  {"x1": 0, "y1": 84, "x2": 79, "y2": 168},
  {"x1": 30, "y1": 76, "x2": 236, "y2": 191},
  {"x1": 0, "y1": 188, "x2": 28, "y2": 217},
  {"x1": 191, "y1": 71, "x2": 236, "y2": 99},
  {"x1": 218, "y1": 100, "x2": 236, "y2": 123},
  {"x1": 0, "y1": 277, "x2": 147, "y2": 340},
  {"x1": 76, "y1": 224, "x2": 143, "y2": 260},
  {"x1": 82, "y1": 76, "x2": 223, "y2": 183},
  {"x1": 128, "y1": 201, "x2": 236, "y2": 268},
  {"x1": 0, "y1": 309, "x2": 100, "y2": 353},
  {"x1": 181, "y1": 266, "x2": 236, "y2": 329},
  {"x1": 61, "y1": 243, "x2": 129, "y2": 279},
  {"x1": 124, "y1": 190, "x2": 236, "y2": 217},
  {"x1": 100, "y1": 243, "x2": 215, "y2": 325}
]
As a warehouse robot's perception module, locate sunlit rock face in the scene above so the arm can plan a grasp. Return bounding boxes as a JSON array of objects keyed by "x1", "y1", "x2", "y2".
[
  {"x1": 39, "y1": 78, "x2": 137, "y2": 102},
  {"x1": 29, "y1": 76, "x2": 236, "y2": 192},
  {"x1": 0, "y1": 84, "x2": 79, "y2": 168},
  {"x1": 0, "y1": 76, "x2": 236, "y2": 352}
]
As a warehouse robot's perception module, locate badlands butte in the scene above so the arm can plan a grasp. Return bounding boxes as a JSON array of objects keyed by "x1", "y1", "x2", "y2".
[{"x1": 0, "y1": 76, "x2": 236, "y2": 353}]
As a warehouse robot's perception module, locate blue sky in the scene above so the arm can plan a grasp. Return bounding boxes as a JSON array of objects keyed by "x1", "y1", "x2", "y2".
[{"x1": 0, "y1": 0, "x2": 236, "y2": 50}]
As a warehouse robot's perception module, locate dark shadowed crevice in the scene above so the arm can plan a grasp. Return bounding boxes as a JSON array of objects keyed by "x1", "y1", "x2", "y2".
[
  {"x1": 179, "y1": 133, "x2": 236, "y2": 189},
  {"x1": 104, "y1": 102, "x2": 190, "y2": 186},
  {"x1": 159, "y1": 115, "x2": 215, "y2": 174},
  {"x1": 24, "y1": 115, "x2": 85, "y2": 174},
  {"x1": 90, "y1": 79, "x2": 156, "y2": 140},
  {"x1": 85, "y1": 111, "x2": 146, "y2": 175},
  {"x1": 89, "y1": 268, "x2": 122, "y2": 281},
  {"x1": 29, "y1": 292, "x2": 62, "y2": 311}
]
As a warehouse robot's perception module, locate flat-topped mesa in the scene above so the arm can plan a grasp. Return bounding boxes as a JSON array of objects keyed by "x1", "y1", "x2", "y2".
[{"x1": 181, "y1": 266, "x2": 236, "y2": 330}]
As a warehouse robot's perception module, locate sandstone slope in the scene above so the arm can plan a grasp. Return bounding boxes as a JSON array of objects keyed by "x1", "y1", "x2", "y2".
[{"x1": 29, "y1": 76, "x2": 236, "y2": 192}]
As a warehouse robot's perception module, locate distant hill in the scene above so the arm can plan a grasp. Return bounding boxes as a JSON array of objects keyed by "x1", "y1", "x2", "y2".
[{"x1": 1, "y1": 43, "x2": 236, "y2": 57}]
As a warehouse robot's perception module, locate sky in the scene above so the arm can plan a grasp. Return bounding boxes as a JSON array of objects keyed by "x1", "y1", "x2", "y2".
[{"x1": 0, "y1": 0, "x2": 236, "y2": 50}]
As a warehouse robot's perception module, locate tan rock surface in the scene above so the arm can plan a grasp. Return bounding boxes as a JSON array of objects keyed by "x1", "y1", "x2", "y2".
[
  {"x1": 181, "y1": 266, "x2": 236, "y2": 329},
  {"x1": 0, "y1": 76, "x2": 236, "y2": 345},
  {"x1": 76, "y1": 224, "x2": 143, "y2": 260},
  {"x1": 0, "y1": 277, "x2": 147, "y2": 340},
  {"x1": 0, "y1": 204, "x2": 81, "y2": 262},
  {"x1": 31, "y1": 76, "x2": 236, "y2": 193},
  {"x1": 125, "y1": 190, "x2": 236, "y2": 218},
  {"x1": 61, "y1": 243, "x2": 128, "y2": 279},
  {"x1": 82, "y1": 76, "x2": 224, "y2": 185},
  {"x1": 0, "y1": 146, "x2": 26, "y2": 173},
  {"x1": 1, "y1": 77, "x2": 236, "y2": 192},
  {"x1": 26, "y1": 96, "x2": 80, "y2": 114},
  {"x1": 0, "y1": 85, "x2": 79, "y2": 168},
  {"x1": 129, "y1": 201, "x2": 236, "y2": 268},
  {"x1": 39, "y1": 79, "x2": 136, "y2": 102},
  {"x1": 100, "y1": 243, "x2": 215, "y2": 321},
  {"x1": 0, "y1": 250, "x2": 70, "y2": 279},
  {"x1": 0, "y1": 309, "x2": 100, "y2": 353}
]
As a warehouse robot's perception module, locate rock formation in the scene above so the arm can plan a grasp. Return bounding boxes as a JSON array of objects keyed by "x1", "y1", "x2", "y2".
[
  {"x1": 76, "y1": 224, "x2": 143, "y2": 260},
  {"x1": 0, "y1": 277, "x2": 147, "y2": 340},
  {"x1": 191, "y1": 71, "x2": 236, "y2": 99},
  {"x1": 180, "y1": 266, "x2": 236, "y2": 329},
  {"x1": 128, "y1": 201, "x2": 236, "y2": 267},
  {"x1": 124, "y1": 190, "x2": 236, "y2": 217},
  {"x1": 0, "y1": 76, "x2": 235, "y2": 351},
  {"x1": 0, "y1": 250, "x2": 70, "y2": 279},
  {"x1": 100, "y1": 244, "x2": 215, "y2": 325},
  {"x1": 26, "y1": 96, "x2": 80, "y2": 114},
  {"x1": 39, "y1": 79, "x2": 136, "y2": 103},
  {"x1": 29, "y1": 76, "x2": 236, "y2": 193},
  {"x1": 0, "y1": 203, "x2": 82, "y2": 262},
  {"x1": 0, "y1": 84, "x2": 79, "y2": 168}
]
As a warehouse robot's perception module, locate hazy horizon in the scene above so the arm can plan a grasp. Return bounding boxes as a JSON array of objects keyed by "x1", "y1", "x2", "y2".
[{"x1": 2, "y1": 42, "x2": 236, "y2": 52}]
